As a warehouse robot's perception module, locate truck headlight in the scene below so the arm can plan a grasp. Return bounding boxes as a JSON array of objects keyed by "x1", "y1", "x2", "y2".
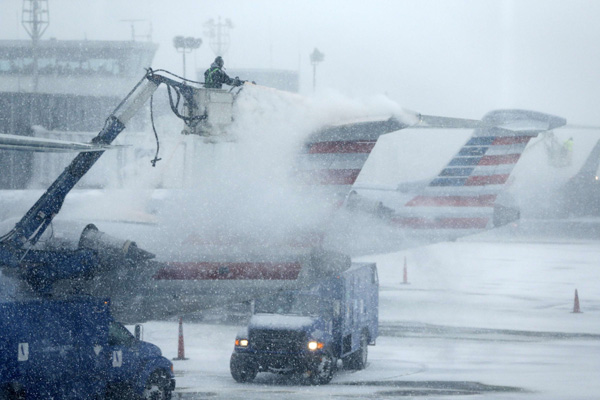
[
  {"x1": 307, "y1": 341, "x2": 324, "y2": 351},
  {"x1": 235, "y1": 339, "x2": 249, "y2": 347}
]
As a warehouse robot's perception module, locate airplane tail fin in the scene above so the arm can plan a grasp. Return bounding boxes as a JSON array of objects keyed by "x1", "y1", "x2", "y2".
[
  {"x1": 295, "y1": 117, "x2": 407, "y2": 206},
  {"x1": 397, "y1": 109, "x2": 566, "y2": 231}
]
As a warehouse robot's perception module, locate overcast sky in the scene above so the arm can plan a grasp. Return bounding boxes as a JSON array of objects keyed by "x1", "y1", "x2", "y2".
[{"x1": 2, "y1": 0, "x2": 600, "y2": 124}]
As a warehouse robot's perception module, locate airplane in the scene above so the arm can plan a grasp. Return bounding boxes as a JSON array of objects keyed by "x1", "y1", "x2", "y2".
[{"x1": 0, "y1": 70, "x2": 579, "y2": 323}]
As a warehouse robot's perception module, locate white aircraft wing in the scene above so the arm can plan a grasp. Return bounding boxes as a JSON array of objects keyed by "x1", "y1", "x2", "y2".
[{"x1": 0, "y1": 133, "x2": 124, "y2": 153}]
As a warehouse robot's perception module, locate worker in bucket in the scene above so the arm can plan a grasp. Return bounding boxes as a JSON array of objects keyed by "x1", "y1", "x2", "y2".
[{"x1": 204, "y1": 56, "x2": 243, "y2": 89}]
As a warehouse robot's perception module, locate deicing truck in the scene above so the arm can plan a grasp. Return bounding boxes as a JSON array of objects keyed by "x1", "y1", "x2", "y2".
[
  {"x1": 230, "y1": 262, "x2": 378, "y2": 385},
  {"x1": 0, "y1": 297, "x2": 174, "y2": 399}
]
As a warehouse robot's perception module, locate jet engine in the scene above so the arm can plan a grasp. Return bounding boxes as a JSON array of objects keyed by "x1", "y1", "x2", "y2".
[{"x1": 78, "y1": 224, "x2": 155, "y2": 265}]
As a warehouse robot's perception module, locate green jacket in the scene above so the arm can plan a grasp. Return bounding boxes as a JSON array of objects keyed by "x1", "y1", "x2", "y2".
[{"x1": 204, "y1": 63, "x2": 235, "y2": 88}]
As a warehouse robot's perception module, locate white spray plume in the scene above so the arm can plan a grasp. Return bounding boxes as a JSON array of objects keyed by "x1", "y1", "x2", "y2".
[{"x1": 110, "y1": 86, "x2": 410, "y2": 255}]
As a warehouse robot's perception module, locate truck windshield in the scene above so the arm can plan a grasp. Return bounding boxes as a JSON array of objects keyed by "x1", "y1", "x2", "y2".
[
  {"x1": 255, "y1": 291, "x2": 330, "y2": 317},
  {"x1": 108, "y1": 322, "x2": 136, "y2": 346}
]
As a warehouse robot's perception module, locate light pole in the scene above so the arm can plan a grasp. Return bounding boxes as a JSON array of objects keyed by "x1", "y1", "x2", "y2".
[
  {"x1": 310, "y1": 48, "x2": 324, "y2": 92},
  {"x1": 203, "y1": 17, "x2": 233, "y2": 57},
  {"x1": 173, "y1": 36, "x2": 202, "y2": 79}
]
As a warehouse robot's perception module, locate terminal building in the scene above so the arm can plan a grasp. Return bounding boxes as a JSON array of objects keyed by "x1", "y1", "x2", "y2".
[
  {"x1": 0, "y1": 39, "x2": 157, "y2": 189},
  {"x1": 1, "y1": 39, "x2": 301, "y2": 191},
  {"x1": 0, "y1": 39, "x2": 157, "y2": 97}
]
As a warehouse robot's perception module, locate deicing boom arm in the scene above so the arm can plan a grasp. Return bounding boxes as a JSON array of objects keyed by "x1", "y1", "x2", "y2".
[{"x1": 0, "y1": 69, "x2": 198, "y2": 258}]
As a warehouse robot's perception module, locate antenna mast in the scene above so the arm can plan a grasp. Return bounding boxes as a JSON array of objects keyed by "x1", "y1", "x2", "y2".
[
  {"x1": 22, "y1": 0, "x2": 49, "y2": 92},
  {"x1": 120, "y1": 19, "x2": 152, "y2": 42}
]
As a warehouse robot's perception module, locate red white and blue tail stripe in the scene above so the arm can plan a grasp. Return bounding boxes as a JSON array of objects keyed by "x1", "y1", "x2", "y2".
[
  {"x1": 295, "y1": 116, "x2": 406, "y2": 205},
  {"x1": 395, "y1": 110, "x2": 566, "y2": 232}
]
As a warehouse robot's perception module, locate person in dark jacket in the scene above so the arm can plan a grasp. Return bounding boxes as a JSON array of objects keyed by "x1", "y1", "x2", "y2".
[{"x1": 204, "y1": 56, "x2": 242, "y2": 88}]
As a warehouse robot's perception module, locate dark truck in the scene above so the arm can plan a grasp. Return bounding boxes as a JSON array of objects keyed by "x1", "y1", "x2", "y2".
[
  {"x1": 230, "y1": 262, "x2": 378, "y2": 385},
  {"x1": 0, "y1": 297, "x2": 174, "y2": 399}
]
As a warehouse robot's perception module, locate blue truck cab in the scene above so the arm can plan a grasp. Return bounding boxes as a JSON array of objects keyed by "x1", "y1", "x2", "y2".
[
  {"x1": 0, "y1": 297, "x2": 175, "y2": 399},
  {"x1": 230, "y1": 262, "x2": 378, "y2": 385}
]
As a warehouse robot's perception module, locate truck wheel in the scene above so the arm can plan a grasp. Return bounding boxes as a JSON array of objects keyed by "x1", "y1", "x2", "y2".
[
  {"x1": 142, "y1": 370, "x2": 172, "y2": 400},
  {"x1": 105, "y1": 383, "x2": 136, "y2": 400},
  {"x1": 347, "y1": 333, "x2": 368, "y2": 370},
  {"x1": 230, "y1": 354, "x2": 258, "y2": 383},
  {"x1": 309, "y1": 351, "x2": 335, "y2": 385}
]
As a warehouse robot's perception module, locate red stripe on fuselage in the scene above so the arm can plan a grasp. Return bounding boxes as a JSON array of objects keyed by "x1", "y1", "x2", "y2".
[
  {"x1": 154, "y1": 262, "x2": 302, "y2": 280},
  {"x1": 406, "y1": 194, "x2": 497, "y2": 207},
  {"x1": 478, "y1": 154, "x2": 521, "y2": 165},
  {"x1": 492, "y1": 136, "x2": 532, "y2": 145},
  {"x1": 392, "y1": 217, "x2": 489, "y2": 229},
  {"x1": 308, "y1": 141, "x2": 376, "y2": 154}
]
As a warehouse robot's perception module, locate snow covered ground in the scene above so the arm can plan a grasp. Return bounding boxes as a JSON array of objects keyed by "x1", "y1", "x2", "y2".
[{"x1": 139, "y1": 222, "x2": 600, "y2": 399}]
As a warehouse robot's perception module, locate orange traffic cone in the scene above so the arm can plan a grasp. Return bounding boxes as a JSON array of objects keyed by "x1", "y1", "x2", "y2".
[
  {"x1": 572, "y1": 289, "x2": 582, "y2": 313},
  {"x1": 173, "y1": 317, "x2": 189, "y2": 360},
  {"x1": 402, "y1": 256, "x2": 410, "y2": 285}
]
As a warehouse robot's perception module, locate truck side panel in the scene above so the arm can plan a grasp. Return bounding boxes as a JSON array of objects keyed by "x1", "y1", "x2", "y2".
[
  {"x1": 0, "y1": 299, "x2": 111, "y2": 398},
  {"x1": 340, "y1": 263, "x2": 378, "y2": 358}
]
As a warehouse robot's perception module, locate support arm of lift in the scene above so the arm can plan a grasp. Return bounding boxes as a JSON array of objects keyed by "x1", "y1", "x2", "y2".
[{"x1": 0, "y1": 71, "x2": 192, "y2": 290}]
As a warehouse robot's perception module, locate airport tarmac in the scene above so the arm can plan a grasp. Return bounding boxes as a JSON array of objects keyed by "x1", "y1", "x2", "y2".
[{"x1": 140, "y1": 232, "x2": 600, "y2": 399}]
